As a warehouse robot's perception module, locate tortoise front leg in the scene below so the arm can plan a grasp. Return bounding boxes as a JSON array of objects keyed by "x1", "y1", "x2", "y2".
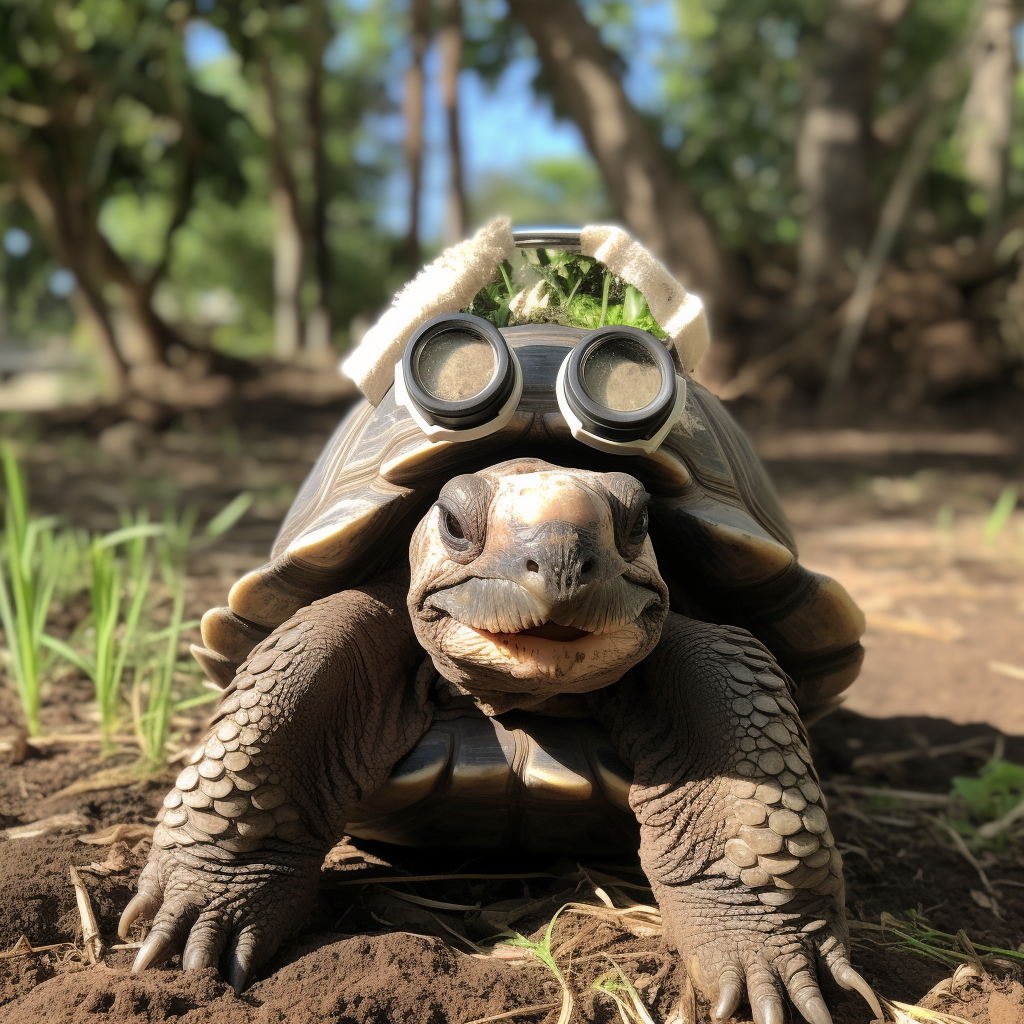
[
  {"x1": 119, "y1": 571, "x2": 432, "y2": 992},
  {"x1": 591, "y1": 613, "x2": 881, "y2": 1024}
]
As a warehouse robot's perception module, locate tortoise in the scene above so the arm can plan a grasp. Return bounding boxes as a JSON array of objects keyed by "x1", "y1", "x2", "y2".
[{"x1": 120, "y1": 222, "x2": 878, "y2": 1024}]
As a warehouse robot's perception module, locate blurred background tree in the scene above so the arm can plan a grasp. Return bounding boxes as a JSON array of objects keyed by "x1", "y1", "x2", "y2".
[{"x1": 1, "y1": 0, "x2": 1022, "y2": 415}]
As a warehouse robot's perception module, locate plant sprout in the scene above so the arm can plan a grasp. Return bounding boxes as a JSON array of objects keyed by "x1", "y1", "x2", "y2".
[
  {"x1": 131, "y1": 583, "x2": 213, "y2": 768},
  {"x1": 0, "y1": 443, "x2": 68, "y2": 734},
  {"x1": 983, "y1": 485, "x2": 1018, "y2": 546},
  {"x1": 43, "y1": 531, "x2": 153, "y2": 750}
]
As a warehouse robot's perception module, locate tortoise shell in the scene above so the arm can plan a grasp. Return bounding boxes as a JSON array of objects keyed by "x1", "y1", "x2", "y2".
[{"x1": 193, "y1": 324, "x2": 864, "y2": 718}]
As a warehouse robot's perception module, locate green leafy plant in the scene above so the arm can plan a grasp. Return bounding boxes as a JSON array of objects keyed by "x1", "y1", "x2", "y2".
[
  {"x1": 0, "y1": 444, "x2": 69, "y2": 735},
  {"x1": 592, "y1": 958, "x2": 656, "y2": 1024},
  {"x1": 949, "y1": 759, "x2": 1024, "y2": 844},
  {"x1": 503, "y1": 908, "x2": 574, "y2": 1024}
]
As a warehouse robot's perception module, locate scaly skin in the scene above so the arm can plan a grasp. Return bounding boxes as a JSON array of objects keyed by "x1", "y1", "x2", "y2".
[
  {"x1": 120, "y1": 571, "x2": 433, "y2": 992},
  {"x1": 124, "y1": 463, "x2": 879, "y2": 1021},
  {"x1": 591, "y1": 614, "x2": 879, "y2": 1024}
]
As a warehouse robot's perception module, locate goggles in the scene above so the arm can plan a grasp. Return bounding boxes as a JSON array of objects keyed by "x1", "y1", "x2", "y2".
[{"x1": 395, "y1": 230, "x2": 686, "y2": 453}]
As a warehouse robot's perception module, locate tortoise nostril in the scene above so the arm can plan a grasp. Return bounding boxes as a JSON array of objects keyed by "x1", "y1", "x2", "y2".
[
  {"x1": 581, "y1": 559, "x2": 594, "y2": 574},
  {"x1": 526, "y1": 560, "x2": 539, "y2": 574}
]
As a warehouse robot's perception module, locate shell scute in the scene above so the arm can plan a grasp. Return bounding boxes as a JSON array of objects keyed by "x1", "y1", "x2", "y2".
[{"x1": 199, "y1": 328, "x2": 863, "y2": 717}]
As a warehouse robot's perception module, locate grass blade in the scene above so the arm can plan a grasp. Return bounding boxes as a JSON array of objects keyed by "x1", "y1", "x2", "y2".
[
  {"x1": 204, "y1": 492, "x2": 254, "y2": 538},
  {"x1": 39, "y1": 634, "x2": 95, "y2": 677}
]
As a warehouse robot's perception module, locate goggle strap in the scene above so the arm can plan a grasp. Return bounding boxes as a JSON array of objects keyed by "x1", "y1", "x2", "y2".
[
  {"x1": 580, "y1": 225, "x2": 710, "y2": 375},
  {"x1": 341, "y1": 216, "x2": 517, "y2": 406},
  {"x1": 342, "y1": 219, "x2": 711, "y2": 406}
]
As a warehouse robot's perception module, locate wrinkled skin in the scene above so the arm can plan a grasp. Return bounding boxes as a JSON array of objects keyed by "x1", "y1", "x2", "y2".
[{"x1": 123, "y1": 459, "x2": 879, "y2": 1023}]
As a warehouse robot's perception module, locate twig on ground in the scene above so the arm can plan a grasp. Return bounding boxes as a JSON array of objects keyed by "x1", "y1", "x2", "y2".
[
  {"x1": 69, "y1": 865, "x2": 103, "y2": 964},
  {"x1": 376, "y1": 885, "x2": 480, "y2": 911},
  {"x1": 26, "y1": 733, "x2": 143, "y2": 748},
  {"x1": 0, "y1": 936, "x2": 77, "y2": 960},
  {"x1": 44, "y1": 766, "x2": 146, "y2": 802},
  {"x1": 462, "y1": 1003, "x2": 560, "y2": 1024},
  {"x1": 988, "y1": 661, "x2": 1024, "y2": 681},
  {"x1": 851, "y1": 735, "x2": 996, "y2": 772},
  {"x1": 829, "y1": 783, "x2": 951, "y2": 805},
  {"x1": 934, "y1": 820, "x2": 1002, "y2": 914},
  {"x1": 78, "y1": 822, "x2": 155, "y2": 846},
  {"x1": 885, "y1": 998, "x2": 975, "y2": 1024},
  {"x1": 664, "y1": 972, "x2": 697, "y2": 1024},
  {"x1": 427, "y1": 912, "x2": 488, "y2": 954},
  {"x1": 976, "y1": 797, "x2": 1024, "y2": 839},
  {"x1": 325, "y1": 872, "x2": 558, "y2": 886}
]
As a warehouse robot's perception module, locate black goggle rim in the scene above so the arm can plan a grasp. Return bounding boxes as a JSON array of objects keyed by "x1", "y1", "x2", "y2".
[
  {"x1": 402, "y1": 313, "x2": 517, "y2": 430},
  {"x1": 562, "y1": 326, "x2": 678, "y2": 442}
]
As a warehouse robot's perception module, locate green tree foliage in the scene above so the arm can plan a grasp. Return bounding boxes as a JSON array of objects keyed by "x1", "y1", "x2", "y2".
[
  {"x1": 659, "y1": 0, "x2": 1010, "y2": 255},
  {"x1": 1, "y1": 0, "x2": 1022, "y2": 386},
  {"x1": 0, "y1": 0, "x2": 248, "y2": 381}
]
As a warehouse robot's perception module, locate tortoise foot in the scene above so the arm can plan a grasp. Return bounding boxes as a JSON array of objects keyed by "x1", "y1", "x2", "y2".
[
  {"x1": 660, "y1": 888, "x2": 881, "y2": 1024},
  {"x1": 120, "y1": 839, "x2": 322, "y2": 993}
]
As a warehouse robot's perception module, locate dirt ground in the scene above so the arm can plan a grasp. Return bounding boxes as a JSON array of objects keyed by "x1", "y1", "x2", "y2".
[{"x1": 1, "y1": 397, "x2": 1023, "y2": 1024}]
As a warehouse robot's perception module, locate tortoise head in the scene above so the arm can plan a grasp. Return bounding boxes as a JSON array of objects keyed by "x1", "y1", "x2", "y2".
[{"x1": 407, "y1": 458, "x2": 669, "y2": 703}]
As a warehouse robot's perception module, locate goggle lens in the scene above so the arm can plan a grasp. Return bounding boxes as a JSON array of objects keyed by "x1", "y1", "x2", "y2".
[
  {"x1": 581, "y1": 336, "x2": 663, "y2": 412},
  {"x1": 416, "y1": 331, "x2": 496, "y2": 401}
]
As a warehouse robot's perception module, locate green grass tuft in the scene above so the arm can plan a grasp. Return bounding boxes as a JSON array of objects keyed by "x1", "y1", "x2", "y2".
[
  {"x1": 467, "y1": 252, "x2": 666, "y2": 336},
  {"x1": 879, "y1": 911, "x2": 1024, "y2": 971},
  {"x1": 0, "y1": 443, "x2": 70, "y2": 735},
  {"x1": 0, "y1": 446, "x2": 249, "y2": 763}
]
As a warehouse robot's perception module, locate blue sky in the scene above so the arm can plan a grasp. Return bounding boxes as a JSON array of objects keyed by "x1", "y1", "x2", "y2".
[{"x1": 183, "y1": 1, "x2": 674, "y2": 241}]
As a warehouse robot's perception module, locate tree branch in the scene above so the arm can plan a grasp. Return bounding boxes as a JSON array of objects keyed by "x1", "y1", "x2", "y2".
[{"x1": 505, "y1": 0, "x2": 733, "y2": 310}]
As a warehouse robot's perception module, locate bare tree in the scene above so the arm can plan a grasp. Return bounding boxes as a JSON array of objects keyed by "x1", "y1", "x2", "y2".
[
  {"x1": 959, "y1": 0, "x2": 1015, "y2": 235},
  {"x1": 796, "y1": 0, "x2": 912, "y2": 299},
  {"x1": 403, "y1": 0, "x2": 430, "y2": 266},
  {"x1": 262, "y1": 47, "x2": 305, "y2": 361},
  {"x1": 305, "y1": 0, "x2": 333, "y2": 353},
  {"x1": 4, "y1": 105, "x2": 201, "y2": 394},
  {"x1": 505, "y1": 0, "x2": 733, "y2": 310},
  {"x1": 438, "y1": 0, "x2": 467, "y2": 242}
]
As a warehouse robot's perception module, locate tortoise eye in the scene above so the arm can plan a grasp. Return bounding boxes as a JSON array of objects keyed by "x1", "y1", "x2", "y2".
[
  {"x1": 442, "y1": 508, "x2": 466, "y2": 541},
  {"x1": 436, "y1": 474, "x2": 490, "y2": 562},
  {"x1": 628, "y1": 505, "x2": 649, "y2": 546}
]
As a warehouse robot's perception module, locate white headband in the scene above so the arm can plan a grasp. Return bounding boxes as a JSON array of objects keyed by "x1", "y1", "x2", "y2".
[{"x1": 341, "y1": 216, "x2": 710, "y2": 406}]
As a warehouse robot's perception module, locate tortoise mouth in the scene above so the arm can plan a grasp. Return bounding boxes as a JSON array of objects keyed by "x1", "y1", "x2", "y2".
[
  {"x1": 498, "y1": 622, "x2": 592, "y2": 642},
  {"x1": 517, "y1": 622, "x2": 591, "y2": 641},
  {"x1": 424, "y1": 575, "x2": 660, "y2": 637}
]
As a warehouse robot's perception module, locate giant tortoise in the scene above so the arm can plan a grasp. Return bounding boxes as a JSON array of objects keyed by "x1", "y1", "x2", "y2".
[{"x1": 120, "y1": 221, "x2": 878, "y2": 1024}]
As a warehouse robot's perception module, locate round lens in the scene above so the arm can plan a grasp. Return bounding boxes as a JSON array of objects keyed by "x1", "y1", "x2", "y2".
[
  {"x1": 581, "y1": 336, "x2": 662, "y2": 411},
  {"x1": 560, "y1": 326, "x2": 678, "y2": 445},
  {"x1": 416, "y1": 331, "x2": 496, "y2": 401}
]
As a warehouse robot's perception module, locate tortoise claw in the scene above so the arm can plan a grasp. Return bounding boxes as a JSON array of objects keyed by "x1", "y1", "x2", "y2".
[
  {"x1": 832, "y1": 961, "x2": 883, "y2": 1020},
  {"x1": 132, "y1": 931, "x2": 174, "y2": 974},
  {"x1": 713, "y1": 963, "x2": 743, "y2": 1020},
  {"x1": 118, "y1": 892, "x2": 158, "y2": 940},
  {"x1": 224, "y1": 927, "x2": 260, "y2": 995},
  {"x1": 745, "y1": 963, "x2": 785, "y2": 1024}
]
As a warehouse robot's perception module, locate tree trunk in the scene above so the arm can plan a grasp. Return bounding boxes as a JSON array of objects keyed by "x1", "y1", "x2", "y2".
[
  {"x1": 262, "y1": 47, "x2": 305, "y2": 360},
  {"x1": 15, "y1": 162, "x2": 129, "y2": 396},
  {"x1": 438, "y1": 0, "x2": 467, "y2": 242},
  {"x1": 305, "y1": 0, "x2": 333, "y2": 354},
  {"x1": 403, "y1": 0, "x2": 429, "y2": 267},
  {"x1": 960, "y1": 0, "x2": 1014, "y2": 235},
  {"x1": 796, "y1": 0, "x2": 911, "y2": 299},
  {"x1": 505, "y1": 0, "x2": 733, "y2": 310}
]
